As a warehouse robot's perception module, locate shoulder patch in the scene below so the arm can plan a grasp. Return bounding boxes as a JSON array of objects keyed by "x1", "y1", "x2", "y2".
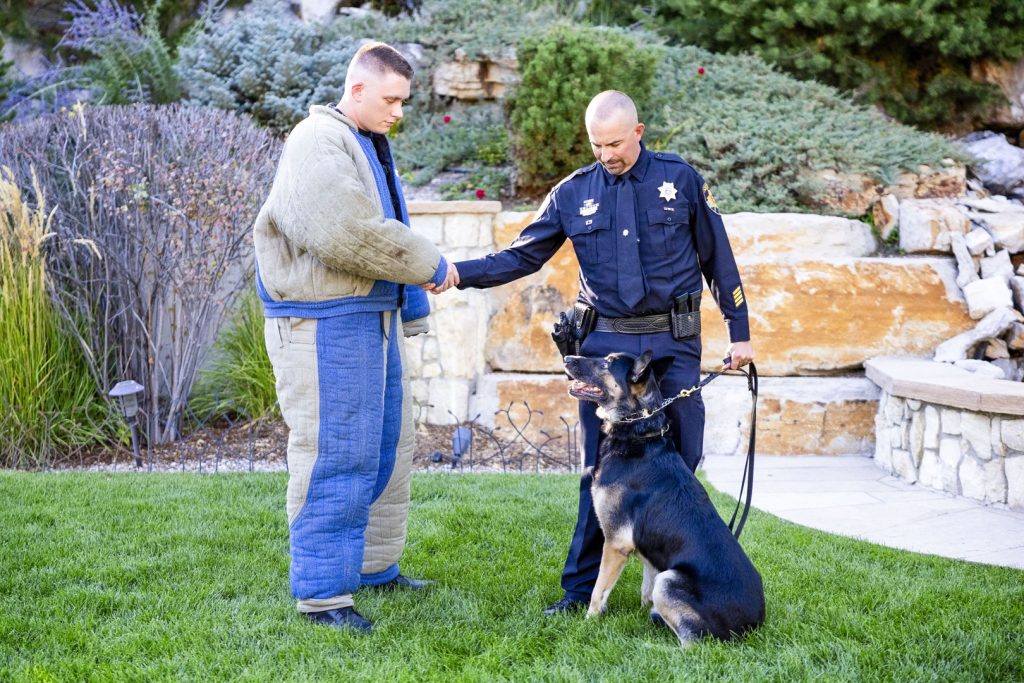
[{"x1": 702, "y1": 182, "x2": 721, "y2": 215}]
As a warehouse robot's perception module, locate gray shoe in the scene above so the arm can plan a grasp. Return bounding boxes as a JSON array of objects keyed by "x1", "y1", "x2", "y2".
[{"x1": 304, "y1": 606, "x2": 372, "y2": 632}]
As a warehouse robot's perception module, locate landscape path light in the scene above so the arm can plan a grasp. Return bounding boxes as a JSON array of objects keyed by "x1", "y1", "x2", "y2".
[{"x1": 109, "y1": 380, "x2": 144, "y2": 468}]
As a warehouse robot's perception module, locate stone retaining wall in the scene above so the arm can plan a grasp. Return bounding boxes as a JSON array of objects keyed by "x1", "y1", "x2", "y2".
[
  {"x1": 874, "y1": 393, "x2": 1024, "y2": 508},
  {"x1": 867, "y1": 357, "x2": 1024, "y2": 509}
]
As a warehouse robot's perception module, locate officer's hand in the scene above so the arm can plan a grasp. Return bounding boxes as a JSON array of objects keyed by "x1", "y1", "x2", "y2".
[
  {"x1": 723, "y1": 341, "x2": 754, "y2": 371},
  {"x1": 429, "y1": 262, "x2": 460, "y2": 295}
]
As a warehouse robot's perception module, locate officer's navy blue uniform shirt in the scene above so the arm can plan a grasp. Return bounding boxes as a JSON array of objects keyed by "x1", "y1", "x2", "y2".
[{"x1": 455, "y1": 145, "x2": 750, "y2": 342}]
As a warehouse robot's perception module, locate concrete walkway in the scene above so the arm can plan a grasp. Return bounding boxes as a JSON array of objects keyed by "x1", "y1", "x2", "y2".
[{"x1": 701, "y1": 454, "x2": 1024, "y2": 570}]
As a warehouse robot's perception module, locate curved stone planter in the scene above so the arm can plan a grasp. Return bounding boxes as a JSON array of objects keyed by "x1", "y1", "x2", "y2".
[{"x1": 866, "y1": 357, "x2": 1024, "y2": 509}]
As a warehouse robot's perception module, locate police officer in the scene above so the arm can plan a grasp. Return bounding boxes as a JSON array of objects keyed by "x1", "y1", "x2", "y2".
[{"x1": 428, "y1": 90, "x2": 754, "y2": 616}]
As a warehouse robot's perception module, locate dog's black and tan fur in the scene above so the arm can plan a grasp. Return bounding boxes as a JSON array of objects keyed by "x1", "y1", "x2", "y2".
[{"x1": 566, "y1": 350, "x2": 765, "y2": 646}]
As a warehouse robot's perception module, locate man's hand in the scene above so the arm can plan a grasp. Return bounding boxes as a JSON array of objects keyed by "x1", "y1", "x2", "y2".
[
  {"x1": 723, "y1": 340, "x2": 754, "y2": 371},
  {"x1": 422, "y1": 261, "x2": 460, "y2": 294}
]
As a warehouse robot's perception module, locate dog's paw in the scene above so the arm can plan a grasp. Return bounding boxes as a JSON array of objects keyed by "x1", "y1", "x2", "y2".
[
  {"x1": 640, "y1": 594, "x2": 653, "y2": 609},
  {"x1": 586, "y1": 605, "x2": 604, "y2": 619}
]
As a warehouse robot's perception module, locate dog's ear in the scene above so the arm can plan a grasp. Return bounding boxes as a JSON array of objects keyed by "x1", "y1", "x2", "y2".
[
  {"x1": 630, "y1": 350, "x2": 655, "y2": 383},
  {"x1": 651, "y1": 356, "x2": 674, "y2": 380}
]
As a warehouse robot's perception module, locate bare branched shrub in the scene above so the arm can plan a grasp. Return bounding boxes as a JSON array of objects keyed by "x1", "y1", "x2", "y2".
[{"x1": 0, "y1": 104, "x2": 280, "y2": 445}]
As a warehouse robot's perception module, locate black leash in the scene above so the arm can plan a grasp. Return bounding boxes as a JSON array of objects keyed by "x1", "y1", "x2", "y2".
[
  {"x1": 725, "y1": 362, "x2": 757, "y2": 540},
  {"x1": 612, "y1": 359, "x2": 759, "y2": 540}
]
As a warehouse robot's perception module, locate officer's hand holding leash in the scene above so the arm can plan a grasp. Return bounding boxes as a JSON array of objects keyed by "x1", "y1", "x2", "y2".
[{"x1": 723, "y1": 341, "x2": 754, "y2": 372}]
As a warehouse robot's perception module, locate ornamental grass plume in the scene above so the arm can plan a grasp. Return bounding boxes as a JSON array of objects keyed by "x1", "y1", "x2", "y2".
[{"x1": 0, "y1": 168, "x2": 111, "y2": 468}]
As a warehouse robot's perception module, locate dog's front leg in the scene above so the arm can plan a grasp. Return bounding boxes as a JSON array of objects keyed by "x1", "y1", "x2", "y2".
[{"x1": 587, "y1": 544, "x2": 630, "y2": 618}]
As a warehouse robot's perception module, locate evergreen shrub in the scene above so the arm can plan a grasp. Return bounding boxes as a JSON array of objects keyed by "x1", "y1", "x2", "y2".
[
  {"x1": 644, "y1": 46, "x2": 961, "y2": 213},
  {"x1": 509, "y1": 25, "x2": 657, "y2": 195},
  {"x1": 643, "y1": 0, "x2": 1024, "y2": 130}
]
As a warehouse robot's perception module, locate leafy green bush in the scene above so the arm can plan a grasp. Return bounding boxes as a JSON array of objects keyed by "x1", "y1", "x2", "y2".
[
  {"x1": 391, "y1": 104, "x2": 508, "y2": 184},
  {"x1": 191, "y1": 289, "x2": 279, "y2": 423},
  {"x1": 509, "y1": 25, "x2": 658, "y2": 195},
  {"x1": 643, "y1": 45, "x2": 961, "y2": 213},
  {"x1": 642, "y1": 0, "x2": 1024, "y2": 130},
  {"x1": 0, "y1": 169, "x2": 115, "y2": 468}
]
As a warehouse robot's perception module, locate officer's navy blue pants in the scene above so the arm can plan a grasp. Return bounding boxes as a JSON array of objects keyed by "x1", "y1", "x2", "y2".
[{"x1": 561, "y1": 329, "x2": 704, "y2": 602}]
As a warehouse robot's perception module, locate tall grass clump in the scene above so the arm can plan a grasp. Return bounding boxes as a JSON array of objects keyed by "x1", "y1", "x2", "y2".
[
  {"x1": 191, "y1": 289, "x2": 278, "y2": 423},
  {"x1": 0, "y1": 169, "x2": 112, "y2": 468}
]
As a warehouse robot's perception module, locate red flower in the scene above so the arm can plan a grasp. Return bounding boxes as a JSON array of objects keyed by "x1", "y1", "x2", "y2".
[
  {"x1": 443, "y1": 115, "x2": 452, "y2": 123},
  {"x1": 475, "y1": 189, "x2": 486, "y2": 199},
  {"x1": 697, "y1": 67, "x2": 705, "y2": 75}
]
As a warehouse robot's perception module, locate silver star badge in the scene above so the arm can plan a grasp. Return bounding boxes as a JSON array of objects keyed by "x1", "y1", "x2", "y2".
[{"x1": 658, "y1": 181, "x2": 677, "y2": 201}]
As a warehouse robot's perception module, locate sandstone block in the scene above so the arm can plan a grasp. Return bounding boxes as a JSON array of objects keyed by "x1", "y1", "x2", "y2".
[
  {"x1": 811, "y1": 169, "x2": 879, "y2": 215},
  {"x1": 1007, "y1": 322, "x2": 1024, "y2": 350},
  {"x1": 939, "y1": 436, "x2": 963, "y2": 492},
  {"x1": 942, "y1": 408, "x2": 962, "y2": 435},
  {"x1": 913, "y1": 164, "x2": 968, "y2": 198},
  {"x1": 924, "y1": 405, "x2": 940, "y2": 449},
  {"x1": 953, "y1": 359, "x2": 1006, "y2": 380},
  {"x1": 971, "y1": 58, "x2": 1024, "y2": 128},
  {"x1": 891, "y1": 449, "x2": 918, "y2": 483},
  {"x1": 967, "y1": 211, "x2": 1024, "y2": 252},
  {"x1": 935, "y1": 306, "x2": 1022, "y2": 361},
  {"x1": 1006, "y1": 456, "x2": 1024, "y2": 509},
  {"x1": 961, "y1": 411, "x2": 992, "y2": 461},
  {"x1": 898, "y1": 199, "x2": 971, "y2": 253},
  {"x1": 980, "y1": 250, "x2": 1014, "y2": 282},
  {"x1": 1002, "y1": 418, "x2": 1024, "y2": 452},
  {"x1": 444, "y1": 214, "x2": 487, "y2": 248},
  {"x1": 962, "y1": 278, "x2": 1013, "y2": 319},
  {"x1": 426, "y1": 377, "x2": 471, "y2": 424},
  {"x1": 963, "y1": 228, "x2": 995, "y2": 256},
  {"x1": 433, "y1": 48, "x2": 519, "y2": 99},
  {"x1": 950, "y1": 232, "x2": 979, "y2": 289},
  {"x1": 410, "y1": 214, "x2": 444, "y2": 245},
  {"x1": 959, "y1": 456, "x2": 1007, "y2": 504},
  {"x1": 723, "y1": 213, "x2": 876, "y2": 257},
  {"x1": 874, "y1": 427, "x2": 894, "y2": 473},
  {"x1": 918, "y1": 447, "x2": 943, "y2": 490},
  {"x1": 873, "y1": 194, "x2": 899, "y2": 242}
]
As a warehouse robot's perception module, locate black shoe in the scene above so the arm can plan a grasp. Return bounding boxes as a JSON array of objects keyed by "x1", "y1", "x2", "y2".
[
  {"x1": 303, "y1": 606, "x2": 372, "y2": 632},
  {"x1": 543, "y1": 595, "x2": 587, "y2": 616},
  {"x1": 371, "y1": 574, "x2": 434, "y2": 591}
]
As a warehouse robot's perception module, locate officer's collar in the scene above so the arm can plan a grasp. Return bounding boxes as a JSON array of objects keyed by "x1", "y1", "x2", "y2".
[{"x1": 610, "y1": 142, "x2": 651, "y2": 183}]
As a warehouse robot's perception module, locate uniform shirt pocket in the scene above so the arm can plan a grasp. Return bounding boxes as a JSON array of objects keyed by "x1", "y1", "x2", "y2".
[
  {"x1": 565, "y1": 213, "x2": 613, "y2": 264},
  {"x1": 647, "y1": 201, "x2": 690, "y2": 255}
]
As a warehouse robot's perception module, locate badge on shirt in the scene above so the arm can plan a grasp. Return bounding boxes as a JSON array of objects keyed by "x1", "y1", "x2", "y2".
[
  {"x1": 703, "y1": 182, "x2": 720, "y2": 215},
  {"x1": 658, "y1": 181, "x2": 677, "y2": 201},
  {"x1": 579, "y1": 199, "x2": 599, "y2": 216}
]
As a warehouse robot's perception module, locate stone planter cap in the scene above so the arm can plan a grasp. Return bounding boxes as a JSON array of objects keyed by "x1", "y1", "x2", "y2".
[{"x1": 865, "y1": 356, "x2": 1024, "y2": 416}]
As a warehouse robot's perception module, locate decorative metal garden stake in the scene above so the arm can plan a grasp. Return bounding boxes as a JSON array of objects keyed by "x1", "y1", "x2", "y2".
[{"x1": 109, "y1": 380, "x2": 145, "y2": 468}]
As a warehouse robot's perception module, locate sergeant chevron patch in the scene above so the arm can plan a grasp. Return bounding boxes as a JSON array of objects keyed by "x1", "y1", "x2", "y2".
[{"x1": 732, "y1": 285, "x2": 744, "y2": 307}]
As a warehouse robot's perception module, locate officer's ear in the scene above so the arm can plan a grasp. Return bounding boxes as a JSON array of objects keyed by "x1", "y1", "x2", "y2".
[{"x1": 630, "y1": 351, "x2": 655, "y2": 384}]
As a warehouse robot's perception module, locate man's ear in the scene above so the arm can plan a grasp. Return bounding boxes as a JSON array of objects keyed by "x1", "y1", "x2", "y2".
[
  {"x1": 630, "y1": 350, "x2": 655, "y2": 383},
  {"x1": 350, "y1": 81, "x2": 365, "y2": 101}
]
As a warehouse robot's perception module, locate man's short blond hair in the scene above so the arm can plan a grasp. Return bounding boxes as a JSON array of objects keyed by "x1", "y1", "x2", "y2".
[{"x1": 345, "y1": 42, "x2": 413, "y2": 88}]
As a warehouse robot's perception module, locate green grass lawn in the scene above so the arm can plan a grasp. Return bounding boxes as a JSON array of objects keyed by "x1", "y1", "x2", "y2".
[{"x1": 1, "y1": 472, "x2": 1022, "y2": 682}]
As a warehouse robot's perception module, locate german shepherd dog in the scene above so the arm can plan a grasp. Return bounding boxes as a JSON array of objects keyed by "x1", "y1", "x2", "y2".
[{"x1": 565, "y1": 350, "x2": 765, "y2": 646}]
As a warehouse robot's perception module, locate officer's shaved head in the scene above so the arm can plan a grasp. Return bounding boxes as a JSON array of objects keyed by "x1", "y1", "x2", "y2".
[
  {"x1": 585, "y1": 91, "x2": 639, "y2": 128},
  {"x1": 585, "y1": 91, "x2": 644, "y2": 176}
]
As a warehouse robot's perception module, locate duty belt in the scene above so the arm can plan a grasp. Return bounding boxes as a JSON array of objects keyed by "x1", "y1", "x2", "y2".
[{"x1": 594, "y1": 313, "x2": 672, "y2": 334}]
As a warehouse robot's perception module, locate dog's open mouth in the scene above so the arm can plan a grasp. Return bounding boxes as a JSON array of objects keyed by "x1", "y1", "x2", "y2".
[{"x1": 568, "y1": 380, "x2": 605, "y2": 399}]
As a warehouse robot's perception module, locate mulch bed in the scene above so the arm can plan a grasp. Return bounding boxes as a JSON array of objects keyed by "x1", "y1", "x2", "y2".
[{"x1": 50, "y1": 419, "x2": 579, "y2": 474}]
